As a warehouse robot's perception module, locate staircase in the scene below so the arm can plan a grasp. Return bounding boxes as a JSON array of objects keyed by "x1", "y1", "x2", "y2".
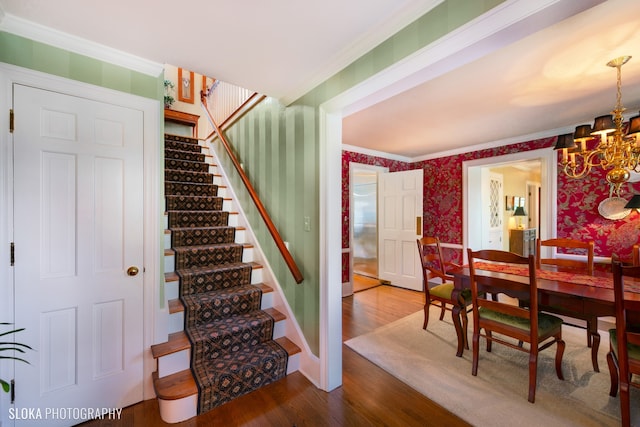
[{"x1": 151, "y1": 134, "x2": 301, "y2": 423}]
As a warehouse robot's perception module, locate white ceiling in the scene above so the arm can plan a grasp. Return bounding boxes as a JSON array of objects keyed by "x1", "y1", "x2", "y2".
[{"x1": 1, "y1": 0, "x2": 639, "y2": 160}]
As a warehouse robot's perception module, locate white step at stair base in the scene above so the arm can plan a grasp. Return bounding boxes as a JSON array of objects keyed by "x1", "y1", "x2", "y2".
[
  {"x1": 155, "y1": 346, "x2": 300, "y2": 424},
  {"x1": 158, "y1": 394, "x2": 198, "y2": 424}
]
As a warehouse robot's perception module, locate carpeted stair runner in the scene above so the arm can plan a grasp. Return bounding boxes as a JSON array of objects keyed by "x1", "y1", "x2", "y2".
[{"x1": 164, "y1": 134, "x2": 288, "y2": 414}]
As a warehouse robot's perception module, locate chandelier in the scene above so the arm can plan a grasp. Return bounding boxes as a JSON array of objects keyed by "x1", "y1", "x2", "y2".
[{"x1": 554, "y1": 56, "x2": 640, "y2": 193}]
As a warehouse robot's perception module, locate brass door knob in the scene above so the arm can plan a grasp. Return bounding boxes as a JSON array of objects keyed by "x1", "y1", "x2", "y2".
[{"x1": 127, "y1": 266, "x2": 139, "y2": 276}]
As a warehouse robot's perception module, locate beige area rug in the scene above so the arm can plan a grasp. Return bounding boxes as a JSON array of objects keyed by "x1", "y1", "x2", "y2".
[{"x1": 345, "y1": 307, "x2": 640, "y2": 427}]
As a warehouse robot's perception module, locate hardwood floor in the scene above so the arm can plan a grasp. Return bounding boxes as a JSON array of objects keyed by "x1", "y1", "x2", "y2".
[
  {"x1": 79, "y1": 285, "x2": 469, "y2": 427},
  {"x1": 351, "y1": 273, "x2": 381, "y2": 293}
]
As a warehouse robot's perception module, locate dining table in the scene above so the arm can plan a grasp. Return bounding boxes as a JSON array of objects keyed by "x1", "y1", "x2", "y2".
[{"x1": 449, "y1": 262, "x2": 640, "y2": 372}]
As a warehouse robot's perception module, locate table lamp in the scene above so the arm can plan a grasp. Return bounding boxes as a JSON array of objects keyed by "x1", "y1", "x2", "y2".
[{"x1": 513, "y1": 206, "x2": 527, "y2": 229}]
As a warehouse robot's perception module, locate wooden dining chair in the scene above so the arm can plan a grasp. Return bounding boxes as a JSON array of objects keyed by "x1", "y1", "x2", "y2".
[
  {"x1": 606, "y1": 261, "x2": 640, "y2": 427},
  {"x1": 416, "y1": 237, "x2": 471, "y2": 348},
  {"x1": 536, "y1": 237, "x2": 600, "y2": 370},
  {"x1": 467, "y1": 248, "x2": 565, "y2": 403},
  {"x1": 536, "y1": 237, "x2": 594, "y2": 274}
]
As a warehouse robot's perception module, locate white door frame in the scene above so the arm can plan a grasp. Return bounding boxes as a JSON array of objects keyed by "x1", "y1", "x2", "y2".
[
  {"x1": 463, "y1": 148, "x2": 557, "y2": 263},
  {"x1": 0, "y1": 63, "x2": 161, "y2": 422}
]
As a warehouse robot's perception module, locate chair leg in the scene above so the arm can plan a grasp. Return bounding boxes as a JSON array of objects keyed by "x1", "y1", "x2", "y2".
[
  {"x1": 590, "y1": 331, "x2": 601, "y2": 372},
  {"x1": 422, "y1": 301, "x2": 430, "y2": 330},
  {"x1": 554, "y1": 338, "x2": 565, "y2": 381},
  {"x1": 485, "y1": 330, "x2": 493, "y2": 352},
  {"x1": 620, "y1": 383, "x2": 631, "y2": 427},
  {"x1": 472, "y1": 330, "x2": 480, "y2": 376},
  {"x1": 439, "y1": 302, "x2": 446, "y2": 321},
  {"x1": 461, "y1": 308, "x2": 469, "y2": 350},
  {"x1": 606, "y1": 350, "x2": 619, "y2": 397},
  {"x1": 528, "y1": 352, "x2": 538, "y2": 403}
]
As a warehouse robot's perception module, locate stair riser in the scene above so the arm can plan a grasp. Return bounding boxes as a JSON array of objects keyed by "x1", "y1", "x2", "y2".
[
  {"x1": 158, "y1": 348, "x2": 190, "y2": 378},
  {"x1": 164, "y1": 268, "x2": 263, "y2": 300},
  {"x1": 164, "y1": 196, "x2": 229, "y2": 212},
  {"x1": 163, "y1": 209, "x2": 236, "y2": 230},
  {"x1": 174, "y1": 246, "x2": 248, "y2": 270},
  {"x1": 166, "y1": 248, "x2": 254, "y2": 272},
  {"x1": 165, "y1": 228, "x2": 246, "y2": 249}
]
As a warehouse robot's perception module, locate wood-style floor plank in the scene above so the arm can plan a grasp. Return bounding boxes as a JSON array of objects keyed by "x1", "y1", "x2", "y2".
[{"x1": 79, "y1": 284, "x2": 469, "y2": 427}]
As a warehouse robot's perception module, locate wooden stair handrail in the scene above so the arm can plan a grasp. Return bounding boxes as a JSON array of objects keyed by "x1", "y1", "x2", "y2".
[{"x1": 201, "y1": 92, "x2": 304, "y2": 284}]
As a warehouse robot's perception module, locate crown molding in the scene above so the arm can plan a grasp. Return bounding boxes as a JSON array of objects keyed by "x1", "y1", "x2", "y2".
[
  {"x1": 0, "y1": 12, "x2": 163, "y2": 77},
  {"x1": 341, "y1": 144, "x2": 413, "y2": 163}
]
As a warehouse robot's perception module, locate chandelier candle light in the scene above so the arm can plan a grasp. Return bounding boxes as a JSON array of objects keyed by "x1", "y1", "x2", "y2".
[{"x1": 554, "y1": 56, "x2": 640, "y2": 193}]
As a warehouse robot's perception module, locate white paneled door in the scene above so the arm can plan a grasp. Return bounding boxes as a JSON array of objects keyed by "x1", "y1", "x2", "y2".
[
  {"x1": 378, "y1": 169, "x2": 423, "y2": 291},
  {"x1": 12, "y1": 84, "x2": 144, "y2": 425}
]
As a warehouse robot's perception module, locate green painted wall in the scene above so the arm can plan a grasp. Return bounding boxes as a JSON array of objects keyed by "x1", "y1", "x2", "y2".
[
  {"x1": 218, "y1": 99, "x2": 320, "y2": 352},
  {"x1": 0, "y1": 32, "x2": 161, "y2": 99}
]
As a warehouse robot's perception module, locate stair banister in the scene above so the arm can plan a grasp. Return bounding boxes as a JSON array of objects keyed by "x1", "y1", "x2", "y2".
[{"x1": 201, "y1": 92, "x2": 304, "y2": 284}]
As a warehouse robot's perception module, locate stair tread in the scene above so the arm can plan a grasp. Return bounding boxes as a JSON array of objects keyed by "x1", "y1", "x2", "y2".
[
  {"x1": 168, "y1": 298, "x2": 183, "y2": 314},
  {"x1": 165, "y1": 262, "x2": 263, "y2": 281},
  {"x1": 154, "y1": 369, "x2": 197, "y2": 400},
  {"x1": 153, "y1": 336, "x2": 300, "y2": 401},
  {"x1": 275, "y1": 336, "x2": 302, "y2": 356},
  {"x1": 167, "y1": 283, "x2": 274, "y2": 314},
  {"x1": 264, "y1": 307, "x2": 286, "y2": 322},
  {"x1": 151, "y1": 331, "x2": 189, "y2": 358}
]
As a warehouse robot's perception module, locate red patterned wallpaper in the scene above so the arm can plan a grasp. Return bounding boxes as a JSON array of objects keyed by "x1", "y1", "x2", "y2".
[
  {"x1": 556, "y1": 159, "x2": 640, "y2": 261},
  {"x1": 342, "y1": 135, "x2": 640, "y2": 277}
]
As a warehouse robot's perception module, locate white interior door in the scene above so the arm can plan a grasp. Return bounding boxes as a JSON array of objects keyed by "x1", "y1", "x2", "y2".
[
  {"x1": 482, "y1": 171, "x2": 504, "y2": 250},
  {"x1": 12, "y1": 84, "x2": 144, "y2": 425},
  {"x1": 378, "y1": 169, "x2": 423, "y2": 290}
]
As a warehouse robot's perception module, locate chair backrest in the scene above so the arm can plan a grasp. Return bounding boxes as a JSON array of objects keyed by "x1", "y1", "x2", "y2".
[
  {"x1": 416, "y1": 237, "x2": 448, "y2": 284},
  {"x1": 467, "y1": 249, "x2": 539, "y2": 343},
  {"x1": 633, "y1": 244, "x2": 640, "y2": 267},
  {"x1": 536, "y1": 238, "x2": 594, "y2": 275},
  {"x1": 611, "y1": 261, "x2": 640, "y2": 375}
]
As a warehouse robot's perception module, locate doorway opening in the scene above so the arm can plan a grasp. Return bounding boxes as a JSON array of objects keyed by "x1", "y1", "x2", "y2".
[
  {"x1": 463, "y1": 148, "x2": 557, "y2": 262},
  {"x1": 352, "y1": 169, "x2": 379, "y2": 278},
  {"x1": 349, "y1": 163, "x2": 388, "y2": 294}
]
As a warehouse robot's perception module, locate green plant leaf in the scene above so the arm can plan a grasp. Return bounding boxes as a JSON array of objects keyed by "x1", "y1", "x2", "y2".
[{"x1": 1, "y1": 379, "x2": 9, "y2": 393}]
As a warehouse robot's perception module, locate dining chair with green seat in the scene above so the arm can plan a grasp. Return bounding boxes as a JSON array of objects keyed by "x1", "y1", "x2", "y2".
[
  {"x1": 467, "y1": 248, "x2": 565, "y2": 403},
  {"x1": 606, "y1": 261, "x2": 640, "y2": 427},
  {"x1": 416, "y1": 237, "x2": 472, "y2": 349},
  {"x1": 536, "y1": 237, "x2": 600, "y2": 370}
]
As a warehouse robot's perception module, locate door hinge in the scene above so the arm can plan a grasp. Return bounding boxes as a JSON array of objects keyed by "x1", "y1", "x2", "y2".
[
  {"x1": 10, "y1": 109, "x2": 14, "y2": 133},
  {"x1": 10, "y1": 242, "x2": 15, "y2": 266},
  {"x1": 10, "y1": 379, "x2": 15, "y2": 403}
]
